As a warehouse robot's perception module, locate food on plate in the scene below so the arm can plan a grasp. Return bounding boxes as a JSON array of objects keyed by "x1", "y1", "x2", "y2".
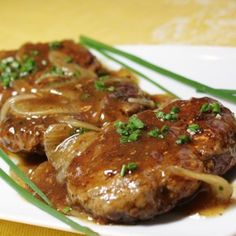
[
  {"x1": 0, "y1": 41, "x2": 156, "y2": 154},
  {"x1": 30, "y1": 97, "x2": 236, "y2": 223},
  {"x1": 66, "y1": 97, "x2": 236, "y2": 222},
  {"x1": 0, "y1": 39, "x2": 235, "y2": 229}
]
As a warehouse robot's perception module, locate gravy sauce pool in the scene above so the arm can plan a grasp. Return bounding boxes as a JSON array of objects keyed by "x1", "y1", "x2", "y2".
[
  {"x1": 10, "y1": 153, "x2": 98, "y2": 222},
  {"x1": 10, "y1": 152, "x2": 236, "y2": 224}
]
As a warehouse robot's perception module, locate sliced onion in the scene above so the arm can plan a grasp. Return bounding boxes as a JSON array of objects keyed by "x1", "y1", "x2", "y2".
[
  {"x1": 34, "y1": 74, "x2": 74, "y2": 85},
  {"x1": 8, "y1": 94, "x2": 82, "y2": 118},
  {"x1": 112, "y1": 68, "x2": 139, "y2": 83},
  {"x1": 167, "y1": 166, "x2": 233, "y2": 201},
  {"x1": 44, "y1": 124, "x2": 98, "y2": 182},
  {"x1": 10, "y1": 102, "x2": 80, "y2": 117},
  {"x1": 49, "y1": 51, "x2": 96, "y2": 78},
  {"x1": 103, "y1": 77, "x2": 135, "y2": 85},
  {"x1": 39, "y1": 79, "x2": 79, "y2": 89},
  {"x1": 128, "y1": 97, "x2": 155, "y2": 108},
  {"x1": 0, "y1": 94, "x2": 38, "y2": 121},
  {"x1": 35, "y1": 51, "x2": 97, "y2": 84},
  {"x1": 56, "y1": 117, "x2": 101, "y2": 131}
]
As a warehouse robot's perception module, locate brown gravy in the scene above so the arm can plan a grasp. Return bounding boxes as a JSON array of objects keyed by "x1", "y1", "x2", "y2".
[
  {"x1": 11, "y1": 152, "x2": 236, "y2": 224},
  {"x1": 176, "y1": 188, "x2": 236, "y2": 217}
]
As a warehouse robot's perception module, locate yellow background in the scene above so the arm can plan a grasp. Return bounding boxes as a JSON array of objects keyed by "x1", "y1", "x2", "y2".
[{"x1": 0, "y1": 0, "x2": 235, "y2": 235}]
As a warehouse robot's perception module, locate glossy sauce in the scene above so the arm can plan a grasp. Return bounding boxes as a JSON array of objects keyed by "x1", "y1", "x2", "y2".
[
  {"x1": 0, "y1": 41, "x2": 157, "y2": 154},
  {"x1": 12, "y1": 153, "x2": 236, "y2": 224},
  {"x1": 2, "y1": 42, "x2": 235, "y2": 224},
  {"x1": 176, "y1": 187, "x2": 236, "y2": 217}
]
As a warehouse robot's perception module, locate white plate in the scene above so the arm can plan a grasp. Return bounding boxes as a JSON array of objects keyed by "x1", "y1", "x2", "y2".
[{"x1": 0, "y1": 45, "x2": 236, "y2": 236}]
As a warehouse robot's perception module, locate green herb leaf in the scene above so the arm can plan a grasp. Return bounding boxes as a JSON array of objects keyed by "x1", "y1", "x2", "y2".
[
  {"x1": 176, "y1": 135, "x2": 191, "y2": 145},
  {"x1": 95, "y1": 79, "x2": 106, "y2": 91},
  {"x1": 148, "y1": 125, "x2": 169, "y2": 139},
  {"x1": 171, "y1": 106, "x2": 180, "y2": 114},
  {"x1": 200, "y1": 102, "x2": 221, "y2": 114},
  {"x1": 80, "y1": 35, "x2": 236, "y2": 104},
  {"x1": 200, "y1": 103, "x2": 210, "y2": 113},
  {"x1": 148, "y1": 128, "x2": 160, "y2": 138},
  {"x1": 127, "y1": 129, "x2": 141, "y2": 142},
  {"x1": 114, "y1": 115, "x2": 145, "y2": 143},
  {"x1": 20, "y1": 57, "x2": 36, "y2": 75},
  {"x1": 155, "y1": 108, "x2": 179, "y2": 121},
  {"x1": 120, "y1": 164, "x2": 127, "y2": 177},
  {"x1": 211, "y1": 102, "x2": 221, "y2": 114},
  {"x1": 63, "y1": 206, "x2": 72, "y2": 214},
  {"x1": 161, "y1": 124, "x2": 169, "y2": 134},
  {"x1": 94, "y1": 76, "x2": 115, "y2": 92},
  {"x1": 0, "y1": 56, "x2": 37, "y2": 87},
  {"x1": 120, "y1": 162, "x2": 138, "y2": 177},
  {"x1": 128, "y1": 115, "x2": 145, "y2": 129},
  {"x1": 187, "y1": 123, "x2": 200, "y2": 134},
  {"x1": 49, "y1": 41, "x2": 62, "y2": 50},
  {"x1": 127, "y1": 162, "x2": 138, "y2": 171}
]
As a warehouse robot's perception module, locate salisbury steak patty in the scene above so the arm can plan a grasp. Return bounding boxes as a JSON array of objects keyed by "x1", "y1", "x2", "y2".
[
  {"x1": 67, "y1": 97, "x2": 236, "y2": 223},
  {"x1": 0, "y1": 41, "x2": 156, "y2": 154}
]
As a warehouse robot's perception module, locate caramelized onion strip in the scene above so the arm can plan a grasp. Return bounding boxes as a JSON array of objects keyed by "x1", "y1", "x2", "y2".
[
  {"x1": 167, "y1": 166, "x2": 233, "y2": 201},
  {"x1": 44, "y1": 124, "x2": 98, "y2": 182},
  {"x1": 10, "y1": 102, "x2": 80, "y2": 117},
  {"x1": 57, "y1": 117, "x2": 101, "y2": 131},
  {"x1": 0, "y1": 94, "x2": 38, "y2": 121},
  {"x1": 128, "y1": 97, "x2": 155, "y2": 108},
  {"x1": 35, "y1": 51, "x2": 96, "y2": 84}
]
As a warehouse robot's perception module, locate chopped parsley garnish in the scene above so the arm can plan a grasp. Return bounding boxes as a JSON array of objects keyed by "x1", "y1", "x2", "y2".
[
  {"x1": 63, "y1": 206, "x2": 72, "y2": 214},
  {"x1": 95, "y1": 79, "x2": 106, "y2": 91},
  {"x1": 120, "y1": 164, "x2": 127, "y2": 177},
  {"x1": 120, "y1": 162, "x2": 138, "y2": 177},
  {"x1": 187, "y1": 123, "x2": 200, "y2": 134},
  {"x1": 211, "y1": 102, "x2": 221, "y2": 114},
  {"x1": 94, "y1": 76, "x2": 115, "y2": 92},
  {"x1": 114, "y1": 115, "x2": 145, "y2": 143},
  {"x1": 0, "y1": 56, "x2": 37, "y2": 87},
  {"x1": 200, "y1": 103, "x2": 210, "y2": 113},
  {"x1": 49, "y1": 41, "x2": 62, "y2": 50},
  {"x1": 148, "y1": 128, "x2": 159, "y2": 138},
  {"x1": 129, "y1": 115, "x2": 145, "y2": 129},
  {"x1": 171, "y1": 106, "x2": 180, "y2": 113},
  {"x1": 127, "y1": 162, "x2": 138, "y2": 171},
  {"x1": 20, "y1": 57, "x2": 36, "y2": 75},
  {"x1": 156, "y1": 106, "x2": 180, "y2": 121},
  {"x1": 148, "y1": 125, "x2": 169, "y2": 139},
  {"x1": 200, "y1": 102, "x2": 221, "y2": 114},
  {"x1": 161, "y1": 124, "x2": 169, "y2": 134},
  {"x1": 176, "y1": 135, "x2": 191, "y2": 145}
]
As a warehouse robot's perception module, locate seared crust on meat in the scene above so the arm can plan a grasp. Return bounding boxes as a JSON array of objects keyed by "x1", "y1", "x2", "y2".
[{"x1": 67, "y1": 97, "x2": 236, "y2": 223}]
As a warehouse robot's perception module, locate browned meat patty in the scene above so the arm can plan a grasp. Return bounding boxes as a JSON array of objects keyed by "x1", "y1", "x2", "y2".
[
  {"x1": 0, "y1": 41, "x2": 157, "y2": 154},
  {"x1": 0, "y1": 40, "x2": 102, "y2": 107},
  {"x1": 67, "y1": 97, "x2": 236, "y2": 223}
]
